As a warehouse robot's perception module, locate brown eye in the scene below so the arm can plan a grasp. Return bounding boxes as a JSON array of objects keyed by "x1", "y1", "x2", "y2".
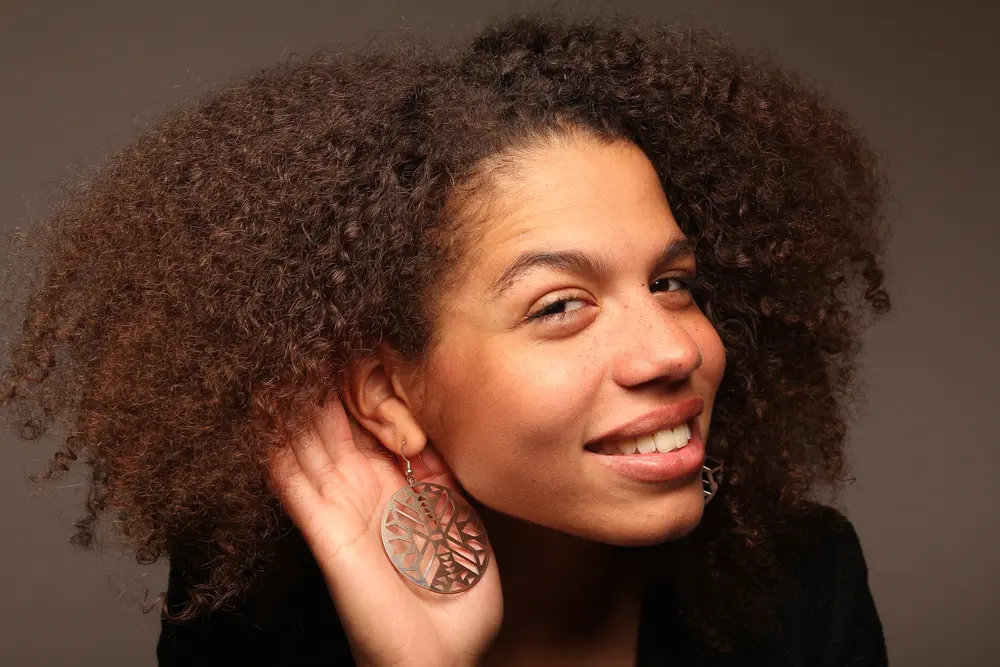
[
  {"x1": 528, "y1": 297, "x2": 588, "y2": 322},
  {"x1": 650, "y1": 277, "x2": 691, "y2": 293}
]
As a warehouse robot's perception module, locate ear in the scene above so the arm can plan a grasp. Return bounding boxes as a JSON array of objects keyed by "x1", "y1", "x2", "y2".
[{"x1": 341, "y1": 344, "x2": 426, "y2": 457}]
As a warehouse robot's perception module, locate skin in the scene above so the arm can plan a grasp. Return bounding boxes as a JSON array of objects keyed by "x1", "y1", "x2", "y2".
[
  {"x1": 416, "y1": 133, "x2": 726, "y2": 546},
  {"x1": 270, "y1": 132, "x2": 727, "y2": 666}
]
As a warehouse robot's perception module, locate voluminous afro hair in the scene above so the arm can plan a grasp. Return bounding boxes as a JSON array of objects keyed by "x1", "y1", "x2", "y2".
[{"x1": 1, "y1": 13, "x2": 889, "y2": 653}]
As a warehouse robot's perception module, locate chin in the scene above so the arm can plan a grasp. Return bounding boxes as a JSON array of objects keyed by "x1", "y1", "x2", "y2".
[{"x1": 590, "y1": 482, "x2": 707, "y2": 547}]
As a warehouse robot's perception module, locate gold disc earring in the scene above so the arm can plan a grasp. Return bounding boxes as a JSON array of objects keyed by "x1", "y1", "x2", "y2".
[{"x1": 380, "y1": 439, "x2": 490, "y2": 593}]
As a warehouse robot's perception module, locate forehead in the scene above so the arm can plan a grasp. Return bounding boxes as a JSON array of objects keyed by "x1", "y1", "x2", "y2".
[{"x1": 463, "y1": 135, "x2": 680, "y2": 266}]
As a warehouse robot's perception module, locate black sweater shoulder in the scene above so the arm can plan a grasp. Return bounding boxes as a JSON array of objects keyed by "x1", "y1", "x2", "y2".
[
  {"x1": 156, "y1": 531, "x2": 353, "y2": 666},
  {"x1": 780, "y1": 504, "x2": 888, "y2": 666},
  {"x1": 158, "y1": 504, "x2": 887, "y2": 666},
  {"x1": 639, "y1": 504, "x2": 888, "y2": 666}
]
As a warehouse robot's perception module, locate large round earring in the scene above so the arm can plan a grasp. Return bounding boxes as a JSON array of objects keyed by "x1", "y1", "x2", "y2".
[
  {"x1": 380, "y1": 440, "x2": 490, "y2": 594},
  {"x1": 702, "y1": 456, "x2": 723, "y2": 504}
]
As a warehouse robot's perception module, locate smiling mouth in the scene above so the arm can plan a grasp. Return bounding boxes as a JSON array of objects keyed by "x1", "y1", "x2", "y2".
[{"x1": 584, "y1": 421, "x2": 693, "y2": 456}]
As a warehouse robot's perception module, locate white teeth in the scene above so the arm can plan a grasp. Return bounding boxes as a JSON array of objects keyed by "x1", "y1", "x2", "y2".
[
  {"x1": 616, "y1": 438, "x2": 638, "y2": 455},
  {"x1": 652, "y1": 422, "x2": 691, "y2": 453},
  {"x1": 636, "y1": 435, "x2": 657, "y2": 454},
  {"x1": 595, "y1": 422, "x2": 693, "y2": 456},
  {"x1": 652, "y1": 430, "x2": 672, "y2": 452}
]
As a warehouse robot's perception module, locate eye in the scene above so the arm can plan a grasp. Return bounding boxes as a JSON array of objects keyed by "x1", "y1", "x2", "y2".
[
  {"x1": 527, "y1": 297, "x2": 590, "y2": 322},
  {"x1": 525, "y1": 275, "x2": 697, "y2": 325},
  {"x1": 650, "y1": 276, "x2": 693, "y2": 293}
]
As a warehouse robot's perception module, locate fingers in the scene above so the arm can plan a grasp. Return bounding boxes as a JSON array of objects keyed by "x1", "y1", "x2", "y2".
[
  {"x1": 272, "y1": 399, "x2": 352, "y2": 497},
  {"x1": 267, "y1": 444, "x2": 318, "y2": 513},
  {"x1": 280, "y1": 397, "x2": 388, "y2": 495},
  {"x1": 315, "y1": 395, "x2": 383, "y2": 460},
  {"x1": 290, "y1": 415, "x2": 340, "y2": 489},
  {"x1": 271, "y1": 394, "x2": 428, "y2": 499},
  {"x1": 313, "y1": 397, "x2": 361, "y2": 461}
]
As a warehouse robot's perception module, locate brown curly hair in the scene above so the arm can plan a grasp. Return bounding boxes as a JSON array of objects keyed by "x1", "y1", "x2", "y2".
[{"x1": 1, "y1": 13, "x2": 889, "y2": 654}]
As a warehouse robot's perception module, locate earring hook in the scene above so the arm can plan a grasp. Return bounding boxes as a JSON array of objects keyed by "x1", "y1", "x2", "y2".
[{"x1": 399, "y1": 438, "x2": 426, "y2": 485}]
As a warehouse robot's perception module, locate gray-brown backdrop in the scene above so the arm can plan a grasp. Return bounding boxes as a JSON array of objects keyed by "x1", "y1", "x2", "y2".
[{"x1": 2, "y1": 1, "x2": 997, "y2": 665}]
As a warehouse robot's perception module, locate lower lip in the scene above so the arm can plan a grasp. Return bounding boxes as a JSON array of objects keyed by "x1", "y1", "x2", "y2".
[{"x1": 586, "y1": 421, "x2": 705, "y2": 483}]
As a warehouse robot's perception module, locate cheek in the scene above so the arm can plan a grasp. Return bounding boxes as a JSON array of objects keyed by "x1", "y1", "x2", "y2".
[
  {"x1": 689, "y1": 314, "x2": 727, "y2": 445},
  {"x1": 420, "y1": 339, "x2": 600, "y2": 487},
  {"x1": 698, "y1": 321, "x2": 727, "y2": 390}
]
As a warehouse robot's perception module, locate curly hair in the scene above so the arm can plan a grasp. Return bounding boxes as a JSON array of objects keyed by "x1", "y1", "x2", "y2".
[{"x1": 1, "y1": 13, "x2": 889, "y2": 654}]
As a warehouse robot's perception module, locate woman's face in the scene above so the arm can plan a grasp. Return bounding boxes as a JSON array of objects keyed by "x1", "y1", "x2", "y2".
[{"x1": 411, "y1": 134, "x2": 726, "y2": 546}]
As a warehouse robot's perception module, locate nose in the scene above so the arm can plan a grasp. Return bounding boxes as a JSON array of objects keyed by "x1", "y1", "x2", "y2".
[{"x1": 610, "y1": 293, "x2": 702, "y2": 389}]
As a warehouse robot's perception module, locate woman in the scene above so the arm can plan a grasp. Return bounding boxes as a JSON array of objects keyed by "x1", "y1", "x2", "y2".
[{"x1": 1, "y1": 13, "x2": 890, "y2": 666}]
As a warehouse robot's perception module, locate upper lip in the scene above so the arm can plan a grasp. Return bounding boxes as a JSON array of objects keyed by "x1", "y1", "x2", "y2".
[{"x1": 586, "y1": 397, "x2": 704, "y2": 449}]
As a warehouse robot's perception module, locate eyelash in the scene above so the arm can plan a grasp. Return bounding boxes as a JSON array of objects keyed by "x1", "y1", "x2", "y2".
[{"x1": 526, "y1": 276, "x2": 697, "y2": 323}]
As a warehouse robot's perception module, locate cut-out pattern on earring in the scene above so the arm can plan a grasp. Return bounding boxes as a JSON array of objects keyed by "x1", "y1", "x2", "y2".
[{"x1": 381, "y1": 482, "x2": 490, "y2": 593}]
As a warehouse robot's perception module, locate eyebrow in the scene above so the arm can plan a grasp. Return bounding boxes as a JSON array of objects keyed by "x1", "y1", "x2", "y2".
[{"x1": 487, "y1": 236, "x2": 696, "y2": 300}]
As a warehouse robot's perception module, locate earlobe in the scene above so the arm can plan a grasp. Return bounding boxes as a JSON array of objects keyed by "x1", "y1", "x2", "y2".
[{"x1": 341, "y1": 351, "x2": 427, "y2": 456}]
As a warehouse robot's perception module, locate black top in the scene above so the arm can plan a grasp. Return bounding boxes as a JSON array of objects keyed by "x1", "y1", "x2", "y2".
[{"x1": 157, "y1": 505, "x2": 888, "y2": 666}]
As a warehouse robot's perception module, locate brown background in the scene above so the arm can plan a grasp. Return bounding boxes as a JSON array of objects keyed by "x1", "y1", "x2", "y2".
[{"x1": 1, "y1": 1, "x2": 997, "y2": 665}]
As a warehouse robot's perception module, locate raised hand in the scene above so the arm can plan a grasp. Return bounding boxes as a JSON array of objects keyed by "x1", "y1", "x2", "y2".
[{"x1": 268, "y1": 396, "x2": 503, "y2": 667}]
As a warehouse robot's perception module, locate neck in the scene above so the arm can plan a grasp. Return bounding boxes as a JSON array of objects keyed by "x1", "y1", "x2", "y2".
[{"x1": 475, "y1": 503, "x2": 649, "y2": 658}]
